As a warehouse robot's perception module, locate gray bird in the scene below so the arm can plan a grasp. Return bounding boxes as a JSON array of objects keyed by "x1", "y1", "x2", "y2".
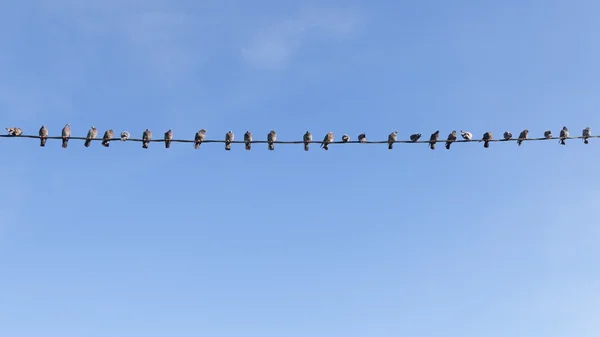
[
  {"x1": 244, "y1": 131, "x2": 252, "y2": 150},
  {"x1": 304, "y1": 131, "x2": 312, "y2": 151},
  {"x1": 582, "y1": 127, "x2": 591, "y2": 144},
  {"x1": 102, "y1": 129, "x2": 114, "y2": 147},
  {"x1": 342, "y1": 134, "x2": 350, "y2": 143},
  {"x1": 194, "y1": 129, "x2": 206, "y2": 149},
  {"x1": 482, "y1": 131, "x2": 492, "y2": 148},
  {"x1": 445, "y1": 130, "x2": 457, "y2": 150},
  {"x1": 5, "y1": 127, "x2": 22, "y2": 136},
  {"x1": 388, "y1": 131, "x2": 398, "y2": 150},
  {"x1": 358, "y1": 133, "x2": 367, "y2": 143},
  {"x1": 84, "y1": 126, "x2": 97, "y2": 147},
  {"x1": 559, "y1": 126, "x2": 568, "y2": 145},
  {"x1": 429, "y1": 130, "x2": 439, "y2": 150},
  {"x1": 120, "y1": 131, "x2": 130, "y2": 142},
  {"x1": 267, "y1": 130, "x2": 277, "y2": 150},
  {"x1": 410, "y1": 133, "x2": 421, "y2": 142},
  {"x1": 164, "y1": 129, "x2": 173, "y2": 148},
  {"x1": 503, "y1": 131, "x2": 512, "y2": 140},
  {"x1": 517, "y1": 129, "x2": 529, "y2": 146},
  {"x1": 142, "y1": 129, "x2": 152, "y2": 149},
  {"x1": 544, "y1": 130, "x2": 552, "y2": 139},
  {"x1": 39, "y1": 125, "x2": 48, "y2": 147},
  {"x1": 321, "y1": 132, "x2": 334, "y2": 150},
  {"x1": 460, "y1": 130, "x2": 472, "y2": 141},
  {"x1": 61, "y1": 124, "x2": 71, "y2": 148},
  {"x1": 225, "y1": 130, "x2": 234, "y2": 151}
]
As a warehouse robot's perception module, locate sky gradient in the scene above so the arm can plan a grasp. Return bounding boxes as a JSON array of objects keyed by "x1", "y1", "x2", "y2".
[{"x1": 1, "y1": 1, "x2": 600, "y2": 336}]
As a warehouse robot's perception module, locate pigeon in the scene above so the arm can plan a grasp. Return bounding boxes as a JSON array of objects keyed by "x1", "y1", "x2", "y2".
[
  {"x1": 410, "y1": 133, "x2": 421, "y2": 142},
  {"x1": 101, "y1": 129, "x2": 114, "y2": 147},
  {"x1": 482, "y1": 131, "x2": 492, "y2": 148},
  {"x1": 582, "y1": 127, "x2": 591, "y2": 144},
  {"x1": 84, "y1": 126, "x2": 97, "y2": 147},
  {"x1": 142, "y1": 129, "x2": 152, "y2": 149},
  {"x1": 388, "y1": 131, "x2": 398, "y2": 150},
  {"x1": 225, "y1": 130, "x2": 234, "y2": 151},
  {"x1": 304, "y1": 131, "x2": 312, "y2": 151},
  {"x1": 61, "y1": 124, "x2": 71, "y2": 148},
  {"x1": 164, "y1": 129, "x2": 173, "y2": 148},
  {"x1": 429, "y1": 130, "x2": 439, "y2": 150},
  {"x1": 5, "y1": 127, "x2": 22, "y2": 136},
  {"x1": 267, "y1": 130, "x2": 277, "y2": 150},
  {"x1": 503, "y1": 131, "x2": 512, "y2": 140},
  {"x1": 342, "y1": 134, "x2": 350, "y2": 143},
  {"x1": 321, "y1": 132, "x2": 334, "y2": 150},
  {"x1": 445, "y1": 130, "x2": 457, "y2": 150},
  {"x1": 517, "y1": 129, "x2": 529, "y2": 146},
  {"x1": 460, "y1": 130, "x2": 472, "y2": 141},
  {"x1": 194, "y1": 129, "x2": 206, "y2": 149},
  {"x1": 39, "y1": 125, "x2": 48, "y2": 147},
  {"x1": 244, "y1": 131, "x2": 252, "y2": 150},
  {"x1": 120, "y1": 131, "x2": 130, "y2": 142},
  {"x1": 358, "y1": 133, "x2": 367, "y2": 143},
  {"x1": 559, "y1": 126, "x2": 568, "y2": 145},
  {"x1": 544, "y1": 130, "x2": 552, "y2": 139}
]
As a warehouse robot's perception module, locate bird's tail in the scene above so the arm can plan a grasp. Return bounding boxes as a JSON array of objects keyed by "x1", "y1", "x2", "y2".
[
  {"x1": 268, "y1": 143, "x2": 274, "y2": 151},
  {"x1": 40, "y1": 138, "x2": 46, "y2": 147},
  {"x1": 517, "y1": 140, "x2": 522, "y2": 146},
  {"x1": 142, "y1": 142, "x2": 148, "y2": 149},
  {"x1": 560, "y1": 139, "x2": 566, "y2": 145},
  {"x1": 194, "y1": 142, "x2": 200, "y2": 149},
  {"x1": 445, "y1": 143, "x2": 450, "y2": 150},
  {"x1": 323, "y1": 144, "x2": 329, "y2": 150},
  {"x1": 62, "y1": 138, "x2": 68, "y2": 148},
  {"x1": 84, "y1": 140, "x2": 91, "y2": 147},
  {"x1": 430, "y1": 143, "x2": 435, "y2": 150},
  {"x1": 304, "y1": 143, "x2": 309, "y2": 151},
  {"x1": 388, "y1": 143, "x2": 393, "y2": 150},
  {"x1": 102, "y1": 141, "x2": 110, "y2": 147},
  {"x1": 584, "y1": 138, "x2": 589, "y2": 144},
  {"x1": 225, "y1": 143, "x2": 231, "y2": 151},
  {"x1": 484, "y1": 141, "x2": 489, "y2": 148},
  {"x1": 165, "y1": 141, "x2": 170, "y2": 149},
  {"x1": 245, "y1": 143, "x2": 251, "y2": 150}
]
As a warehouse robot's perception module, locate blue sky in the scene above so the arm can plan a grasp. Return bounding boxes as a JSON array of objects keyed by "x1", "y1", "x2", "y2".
[{"x1": 1, "y1": 0, "x2": 600, "y2": 336}]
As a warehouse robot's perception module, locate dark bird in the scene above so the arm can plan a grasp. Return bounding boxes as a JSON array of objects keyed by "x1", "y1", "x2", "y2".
[
  {"x1": 225, "y1": 130, "x2": 234, "y2": 151},
  {"x1": 460, "y1": 130, "x2": 472, "y2": 141},
  {"x1": 244, "y1": 131, "x2": 252, "y2": 150},
  {"x1": 388, "y1": 131, "x2": 398, "y2": 150},
  {"x1": 142, "y1": 129, "x2": 152, "y2": 149},
  {"x1": 358, "y1": 133, "x2": 367, "y2": 143},
  {"x1": 164, "y1": 129, "x2": 173, "y2": 148},
  {"x1": 544, "y1": 130, "x2": 552, "y2": 139},
  {"x1": 582, "y1": 127, "x2": 591, "y2": 144},
  {"x1": 61, "y1": 124, "x2": 71, "y2": 148},
  {"x1": 39, "y1": 125, "x2": 48, "y2": 147},
  {"x1": 482, "y1": 131, "x2": 492, "y2": 148},
  {"x1": 321, "y1": 132, "x2": 334, "y2": 150},
  {"x1": 268, "y1": 130, "x2": 277, "y2": 150},
  {"x1": 445, "y1": 130, "x2": 457, "y2": 150},
  {"x1": 410, "y1": 133, "x2": 421, "y2": 142},
  {"x1": 429, "y1": 130, "x2": 439, "y2": 150},
  {"x1": 84, "y1": 126, "x2": 97, "y2": 147},
  {"x1": 101, "y1": 129, "x2": 114, "y2": 147},
  {"x1": 303, "y1": 131, "x2": 312, "y2": 151},
  {"x1": 517, "y1": 129, "x2": 529, "y2": 146},
  {"x1": 503, "y1": 131, "x2": 512, "y2": 140},
  {"x1": 559, "y1": 126, "x2": 569, "y2": 145},
  {"x1": 342, "y1": 134, "x2": 350, "y2": 143},
  {"x1": 194, "y1": 129, "x2": 206, "y2": 149}
]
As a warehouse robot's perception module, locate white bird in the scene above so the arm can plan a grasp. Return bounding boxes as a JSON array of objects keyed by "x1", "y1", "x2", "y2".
[
  {"x1": 460, "y1": 130, "x2": 472, "y2": 141},
  {"x1": 120, "y1": 131, "x2": 130, "y2": 142}
]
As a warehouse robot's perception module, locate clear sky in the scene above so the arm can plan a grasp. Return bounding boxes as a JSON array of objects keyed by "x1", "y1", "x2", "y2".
[{"x1": 1, "y1": 1, "x2": 600, "y2": 336}]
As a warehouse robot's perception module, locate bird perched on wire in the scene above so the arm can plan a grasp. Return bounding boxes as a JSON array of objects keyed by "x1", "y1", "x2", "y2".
[
  {"x1": 5, "y1": 127, "x2": 23, "y2": 136},
  {"x1": 225, "y1": 131, "x2": 234, "y2": 151},
  {"x1": 342, "y1": 134, "x2": 350, "y2": 143},
  {"x1": 582, "y1": 127, "x2": 591, "y2": 144},
  {"x1": 321, "y1": 132, "x2": 334, "y2": 150},
  {"x1": 268, "y1": 130, "x2": 277, "y2": 150},
  {"x1": 120, "y1": 131, "x2": 130, "y2": 142},
  {"x1": 194, "y1": 129, "x2": 206, "y2": 149},
  {"x1": 244, "y1": 131, "x2": 252, "y2": 150},
  {"x1": 559, "y1": 126, "x2": 568, "y2": 145},
  {"x1": 164, "y1": 129, "x2": 173, "y2": 148},
  {"x1": 410, "y1": 133, "x2": 421, "y2": 142},
  {"x1": 84, "y1": 126, "x2": 97, "y2": 147},
  {"x1": 429, "y1": 130, "x2": 439, "y2": 150},
  {"x1": 445, "y1": 130, "x2": 457, "y2": 150},
  {"x1": 388, "y1": 131, "x2": 398, "y2": 149},
  {"x1": 142, "y1": 129, "x2": 152, "y2": 149},
  {"x1": 517, "y1": 129, "x2": 528, "y2": 146},
  {"x1": 358, "y1": 133, "x2": 367, "y2": 143},
  {"x1": 304, "y1": 131, "x2": 312, "y2": 151},
  {"x1": 102, "y1": 129, "x2": 114, "y2": 147},
  {"x1": 544, "y1": 130, "x2": 552, "y2": 139},
  {"x1": 460, "y1": 130, "x2": 472, "y2": 141},
  {"x1": 503, "y1": 131, "x2": 512, "y2": 140},
  {"x1": 39, "y1": 125, "x2": 48, "y2": 147},
  {"x1": 482, "y1": 131, "x2": 492, "y2": 148},
  {"x1": 61, "y1": 124, "x2": 71, "y2": 148}
]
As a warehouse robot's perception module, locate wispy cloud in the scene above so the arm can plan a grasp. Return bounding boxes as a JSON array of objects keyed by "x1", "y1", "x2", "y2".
[{"x1": 241, "y1": 7, "x2": 363, "y2": 70}]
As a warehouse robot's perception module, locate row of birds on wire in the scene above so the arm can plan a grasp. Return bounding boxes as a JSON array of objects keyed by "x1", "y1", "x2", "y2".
[{"x1": 2, "y1": 125, "x2": 595, "y2": 151}]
